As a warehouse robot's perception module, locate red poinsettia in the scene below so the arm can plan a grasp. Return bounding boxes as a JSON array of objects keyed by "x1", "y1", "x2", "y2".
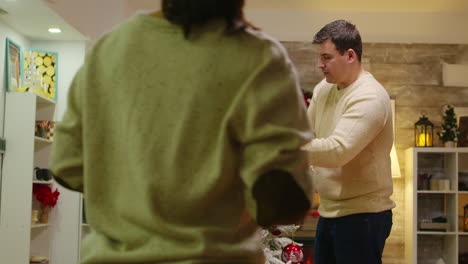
[
  {"x1": 33, "y1": 184, "x2": 60, "y2": 207},
  {"x1": 303, "y1": 90, "x2": 312, "y2": 107}
]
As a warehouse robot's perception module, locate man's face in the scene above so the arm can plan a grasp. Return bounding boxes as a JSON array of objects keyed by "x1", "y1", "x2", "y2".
[{"x1": 316, "y1": 39, "x2": 350, "y2": 86}]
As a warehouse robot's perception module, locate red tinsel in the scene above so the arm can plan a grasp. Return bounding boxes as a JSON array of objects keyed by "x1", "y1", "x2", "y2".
[
  {"x1": 306, "y1": 211, "x2": 320, "y2": 217},
  {"x1": 33, "y1": 184, "x2": 60, "y2": 207}
]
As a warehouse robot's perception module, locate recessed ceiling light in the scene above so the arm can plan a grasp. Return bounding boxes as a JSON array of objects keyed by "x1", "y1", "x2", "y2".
[{"x1": 48, "y1": 28, "x2": 62, "y2": 34}]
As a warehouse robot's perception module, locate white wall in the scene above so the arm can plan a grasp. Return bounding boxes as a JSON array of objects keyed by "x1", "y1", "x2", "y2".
[
  {"x1": 245, "y1": 9, "x2": 468, "y2": 44},
  {"x1": 0, "y1": 22, "x2": 31, "y2": 134},
  {"x1": 0, "y1": 23, "x2": 31, "y2": 227}
]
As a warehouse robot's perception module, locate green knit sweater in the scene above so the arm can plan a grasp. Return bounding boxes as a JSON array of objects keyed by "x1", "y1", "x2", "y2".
[{"x1": 50, "y1": 14, "x2": 312, "y2": 264}]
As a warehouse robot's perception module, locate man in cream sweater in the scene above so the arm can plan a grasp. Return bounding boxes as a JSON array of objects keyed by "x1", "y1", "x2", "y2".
[{"x1": 302, "y1": 20, "x2": 395, "y2": 264}]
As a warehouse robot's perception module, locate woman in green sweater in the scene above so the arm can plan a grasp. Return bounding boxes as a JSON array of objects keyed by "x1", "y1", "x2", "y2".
[{"x1": 50, "y1": 0, "x2": 313, "y2": 264}]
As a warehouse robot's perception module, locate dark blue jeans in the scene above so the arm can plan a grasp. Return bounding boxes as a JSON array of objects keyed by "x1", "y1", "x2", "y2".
[{"x1": 314, "y1": 210, "x2": 393, "y2": 264}]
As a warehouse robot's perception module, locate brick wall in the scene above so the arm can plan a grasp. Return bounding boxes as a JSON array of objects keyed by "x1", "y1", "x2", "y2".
[{"x1": 283, "y1": 42, "x2": 468, "y2": 264}]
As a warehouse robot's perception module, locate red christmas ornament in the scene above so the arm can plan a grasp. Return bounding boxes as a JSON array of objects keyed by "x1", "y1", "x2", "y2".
[{"x1": 281, "y1": 243, "x2": 304, "y2": 264}]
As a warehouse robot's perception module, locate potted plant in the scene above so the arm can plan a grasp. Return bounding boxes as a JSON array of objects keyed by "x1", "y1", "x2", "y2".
[
  {"x1": 33, "y1": 184, "x2": 60, "y2": 223},
  {"x1": 437, "y1": 104, "x2": 460, "y2": 147}
]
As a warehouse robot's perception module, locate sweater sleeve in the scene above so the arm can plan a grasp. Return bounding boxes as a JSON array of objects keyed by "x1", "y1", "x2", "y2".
[
  {"x1": 302, "y1": 90, "x2": 390, "y2": 168},
  {"x1": 231, "y1": 40, "x2": 313, "y2": 226},
  {"x1": 306, "y1": 87, "x2": 318, "y2": 138},
  {"x1": 49, "y1": 66, "x2": 85, "y2": 192}
]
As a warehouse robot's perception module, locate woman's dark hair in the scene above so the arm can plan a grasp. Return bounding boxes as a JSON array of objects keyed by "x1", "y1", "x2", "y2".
[
  {"x1": 162, "y1": 0, "x2": 246, "y2": 38},
  {"x1": 313, "y1": 20, "x2": 362, "y2": 62}
]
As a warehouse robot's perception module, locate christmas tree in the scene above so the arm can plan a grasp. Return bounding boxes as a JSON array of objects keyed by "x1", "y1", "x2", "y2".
[
  {"x1": 262, "y1": 225, "x2": 302, "y2": 264},
  {"x1": 438, "y1": 105, "x2": 460, "y2": 143}
]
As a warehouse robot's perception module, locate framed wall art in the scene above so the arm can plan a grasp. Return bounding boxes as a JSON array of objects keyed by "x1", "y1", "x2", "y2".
[
  {"x1": 21, "y1": 48, "x2": 58, "y2": 101},
  {"x1": 5, "y1": 38, "x2": 22, "y2": 92}
]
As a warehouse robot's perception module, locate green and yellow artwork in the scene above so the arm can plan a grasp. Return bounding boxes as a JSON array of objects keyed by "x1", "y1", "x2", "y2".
[
  {"x1": 20, "y1": 49, "x2": 58, "y2": 101},
  {"x1": 5, "y1": 38, "x2": 22, "y2": 92}
]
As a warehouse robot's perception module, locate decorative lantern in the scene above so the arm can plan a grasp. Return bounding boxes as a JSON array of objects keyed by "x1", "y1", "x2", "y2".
[{"x1": 415, "y1": 114, "x2": 434, "y2": 147}]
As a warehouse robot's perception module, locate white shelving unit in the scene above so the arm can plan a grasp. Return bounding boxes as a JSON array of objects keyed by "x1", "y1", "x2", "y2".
[
  {"x1": 33, "y1": 180, "x2": 54, "y2": 185},
  {"x1": 405, "y1": 147, "x2": 468, "y2": 264},
  {"x1": 35, "y1": 136, "x2": 53, "y2": 144},
  {"x1": 32, "y1": 94, "x2": 56, "y2": 262},
  {"x1": 0, "y1": 92, "x2": 56, "y2": 263}
]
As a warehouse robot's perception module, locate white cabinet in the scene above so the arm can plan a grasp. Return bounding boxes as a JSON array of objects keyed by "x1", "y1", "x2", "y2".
[{"x1": 405, "y1": 147, "x2": 468, "y2": 264}]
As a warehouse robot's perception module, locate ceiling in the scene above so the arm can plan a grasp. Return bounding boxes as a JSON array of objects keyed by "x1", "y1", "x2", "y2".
[
  {"x1": 2, "y1": 0, "x2": 466, "y2": 43},
  {"x1": 121, "y1": 0, "x2": 468, "y2": 13},
  {"x1": 0, "y1": 0, "x2": 85, "y2": 41},
  {"x1": 245, "y1": 0, "x2": 468, "y2": 12},
  {"x1": 121, "y1": 0, "x2": 468, "y2": 16}
]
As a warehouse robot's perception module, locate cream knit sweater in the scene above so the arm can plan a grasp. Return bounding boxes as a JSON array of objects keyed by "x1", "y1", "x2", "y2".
[{"x1": 303, "y1": 72, "x2": 395, "y2": 218}]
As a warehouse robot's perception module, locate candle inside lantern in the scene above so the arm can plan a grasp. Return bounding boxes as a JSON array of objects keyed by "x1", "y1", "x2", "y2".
[{"x1": 417, "y1": 133, "x2": 432, "y2": 147}]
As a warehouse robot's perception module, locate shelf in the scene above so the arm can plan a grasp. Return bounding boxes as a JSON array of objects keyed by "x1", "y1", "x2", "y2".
[
  {"x1": 36, "y1": 94, "x2": 56, "y2": 106},
  {"x1": 417, "y1": 231, "x2": 457, "y2": 235},
  {"x1": 31, "y1": 224, "x2": 50, "y2": 229},
  {"x1": 413, "y1": 147, "x2": 458, "y2": 153},
  {"x1": 413, "y1": 147, "x2": 468, "y2": 153},
  {"x1": 33, "y1": 180, "x2": 53, "y2": 185},
  {"x1": 458, "y1": 148, "x2": 468, "y2": 153},
  {"x1": 406, "y1": 147, "x2": 468, "y2": 264},
  {"x1": 81, "y1": 223, "x2": 90, "y2": 227},
  {"x1": 417, "y1": 190, "x2": 457, "y2": 194},
  {"x1": 34, "y1": 136, "x2": 53, "y2": 144},
  {"x1": 29, "y1": 256, "x2": 50, "y2": 263}
]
